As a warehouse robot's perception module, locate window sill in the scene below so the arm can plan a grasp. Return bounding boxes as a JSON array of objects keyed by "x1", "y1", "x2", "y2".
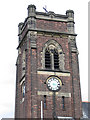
[
  {"x1": 37, "y1": 69, "x2": 70, "y2": 77},
  {"x1": 37, "y1": 69, "x2": 70, "y2": 73}
]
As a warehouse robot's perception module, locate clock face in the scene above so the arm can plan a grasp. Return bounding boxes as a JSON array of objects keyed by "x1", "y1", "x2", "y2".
[{"x1": 47, "y1": 76, "x2": 62, "y2": 92}]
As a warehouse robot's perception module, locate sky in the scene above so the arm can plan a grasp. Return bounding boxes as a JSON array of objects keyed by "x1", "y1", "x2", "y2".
[{"x1": 0, "y1": 0, "x2": 88, "y2": 119}]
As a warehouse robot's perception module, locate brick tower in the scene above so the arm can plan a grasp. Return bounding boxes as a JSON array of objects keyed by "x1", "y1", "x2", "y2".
[{"x1": 15, "y1": 5, "x2": 82, "y2": 119}]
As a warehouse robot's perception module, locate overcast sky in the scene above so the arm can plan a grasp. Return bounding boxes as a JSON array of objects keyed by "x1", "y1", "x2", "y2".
[{"x1": 0, "y1": 0, "x2": 88, "y2": 119}]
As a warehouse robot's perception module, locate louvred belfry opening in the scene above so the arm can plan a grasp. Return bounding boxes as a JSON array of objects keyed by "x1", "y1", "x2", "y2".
[
  {"x1": 45, "y1": 50, "x2": 51, "y2": 69},
  {"x1": 54, "y1": 50, "x2": 59, "y2": 69}
]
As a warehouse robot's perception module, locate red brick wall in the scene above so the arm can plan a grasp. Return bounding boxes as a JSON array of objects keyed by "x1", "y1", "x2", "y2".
[
  {"x1": 33, "y1": 18, "x2": 73, "y2": 118},
  {"x1": 70, "y1": 52, "x2": 82, "y2": 118},
  {"x1": 15, "y1": 17, "x2": 82, "y2": 119},
  {"x1": 36, "y1": 19, "x2": 67, "y2": 32}
]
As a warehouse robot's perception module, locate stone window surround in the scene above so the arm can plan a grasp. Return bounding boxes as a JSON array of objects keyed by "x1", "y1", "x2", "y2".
[
  {"x1": 22, "y1": 50, "x2": 26, "y2": 78},
  {"x1": 41, "y1": 39, "x2": 65, "y2": 70},
  {"x1": 20, "y1": 77, "x2": 25, "y2": 103}
]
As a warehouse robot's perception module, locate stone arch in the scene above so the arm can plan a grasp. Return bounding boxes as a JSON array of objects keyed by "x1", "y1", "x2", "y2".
[{"x1": 41, "y1": 39, "x2": 65, "y2": 70}]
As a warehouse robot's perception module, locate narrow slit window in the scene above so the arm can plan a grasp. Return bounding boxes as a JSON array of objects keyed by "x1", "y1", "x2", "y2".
[
  {"x1": 54, "y1": 50, "x2": 59, "y2": 69},
  {"x1": 21, "y1": 81, "x2": 25, "y2": 98},
  {"x1": 44, "y1": 95, "x2": 47, "y2": 109},
  {"x1": 62, "y1": 96, "x2": 65, "y2": 110},
  {"x1": 45, "y1": 50, "x2": 51, "y2": 69}
]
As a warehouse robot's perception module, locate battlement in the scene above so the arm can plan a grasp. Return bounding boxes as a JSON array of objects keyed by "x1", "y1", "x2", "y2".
[{"x1": 18, "y1": 4, "x2": 75, "y2": 45}]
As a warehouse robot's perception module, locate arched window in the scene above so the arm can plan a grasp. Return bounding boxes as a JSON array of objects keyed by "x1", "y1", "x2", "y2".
[
  {"x1": 45, "y1": 50, "x2": 51, "y2": 69},
  {"x1": 41, "y1": 40, "x2": 65, "y2": 70}
]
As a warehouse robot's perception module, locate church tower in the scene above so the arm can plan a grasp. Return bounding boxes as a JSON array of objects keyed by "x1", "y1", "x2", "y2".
[{"x1": 15, "y1": 5, "x2": 82, "y2": 119}]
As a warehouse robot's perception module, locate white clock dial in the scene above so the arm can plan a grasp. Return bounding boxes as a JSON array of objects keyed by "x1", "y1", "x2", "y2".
[{"x1": 47, "y1": 76, "x2": 62, "y2": 91}]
